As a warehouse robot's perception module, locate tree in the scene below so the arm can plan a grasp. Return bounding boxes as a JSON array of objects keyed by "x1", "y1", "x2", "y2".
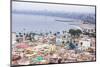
[
  {"x1": 49, "y1": 31, "x2": 52, "y2": 34},
  {"x1": 16, "y1": 35, "x2": 18, "y2": 37},
  {"x1": 69, "y1": 29, "x2": 82, "y2": 37},
  {"x1": 24, "y1": 33, "x2": 26, "y2": 35},
  {"x1": 45, "y1": 32, "x2": 49, "y2": 36},
  {"x1": 57, "y1": 31, "x2": 60, "y2": 34},
  {"x1": 18, "y1": 32, "x2": 23, "y2": 37},
  {"x1": 31, "y1": 33, "x2": 36, "y2": 40},
  {"x1": 62, "y1": 30, "x2": 65, "y2": 34},
  {"x1": 69, "y1": 42, "x2": 76, "y2": 49},
  {"x1": 19, "y1": 32, "x2": 21, "y2": 35},
  {"x1": 90, "y1": 32, "x2": 96, "y2": 37},
  {"x1": 69, "y1": 29, "x2": 76, "y2": 36},
  {"x1": 16, "y1": 39, "x2": 19, "y2": 43},
  {"x1": 40, "y1": 33, "x2": 43, "y2": 36},
  {"x1": 29, "y1": 32, "x2": 36, "y2": 41},
  {"x1": 76, "y1": 29, "x2": 82, "y2": 37}
]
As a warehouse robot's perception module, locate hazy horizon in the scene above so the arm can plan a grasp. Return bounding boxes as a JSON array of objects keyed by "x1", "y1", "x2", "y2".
[{"x1": 12, "y1": 1, "x2": 95, "y2": 14}]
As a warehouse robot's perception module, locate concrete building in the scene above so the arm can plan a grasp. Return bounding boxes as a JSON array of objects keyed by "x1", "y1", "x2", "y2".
[
  {"x1": 79, "y1": 23, "x2": 95, "y2": 33},
  {"x1": 12, "y1": 32, "x2": 17, "y2": 44},
  {"x1": 79, "y1": 38, "x2": 91, "y2": 50}
]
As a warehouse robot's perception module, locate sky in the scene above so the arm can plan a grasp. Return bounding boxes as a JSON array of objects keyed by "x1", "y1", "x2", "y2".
[{"x1": 12, "y1": 1, "x2": 95, "y2": 14}]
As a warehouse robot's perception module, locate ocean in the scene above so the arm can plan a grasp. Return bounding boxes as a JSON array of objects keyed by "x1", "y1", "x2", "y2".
[{"x1": 12, "y1": 13, "x2": 82, "y2": 34}]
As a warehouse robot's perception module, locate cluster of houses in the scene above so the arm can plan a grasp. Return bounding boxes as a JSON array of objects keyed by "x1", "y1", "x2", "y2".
[
  {"x1": 12, "y1": 23, "x2": 96, "y2": 65},
  {"x1": 79, "y1": 23, "x2": 95, "y2": 33},
  {"x1": 12, "y1": 28, "x2": 95, "y2": 52}
]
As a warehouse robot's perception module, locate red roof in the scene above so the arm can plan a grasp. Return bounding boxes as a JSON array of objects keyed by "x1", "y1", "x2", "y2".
[{"x1": 16, "y1": 43, "x2": 29, "y2": 49}]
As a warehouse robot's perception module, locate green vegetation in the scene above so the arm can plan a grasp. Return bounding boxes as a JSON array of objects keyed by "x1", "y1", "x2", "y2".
[
  {"x1": 69, "y1": 29, "x2": 82, "y2": 37},
  {"x1": 83, "y1": 32, "x2": 96, "y2": 38},
  {"x1": 90, "y1": 32, "x2": 96, "y2": 37}
]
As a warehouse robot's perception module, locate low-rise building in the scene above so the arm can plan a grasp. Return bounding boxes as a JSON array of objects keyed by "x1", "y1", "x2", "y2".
[
  {"x1": 79, "y1": 38, "x2": 91, "y2": 50},
  {"x1": 79, "y1": 23, "x2": 95, "y2": 33},
  {"x1": 12, "y1": 32, "x2": 17, "y2": 44}
]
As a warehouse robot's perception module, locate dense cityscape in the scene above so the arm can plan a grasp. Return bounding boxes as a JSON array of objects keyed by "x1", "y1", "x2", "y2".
[{"x1": 12, "y1": 24, "x2": 96, "y2": 65}]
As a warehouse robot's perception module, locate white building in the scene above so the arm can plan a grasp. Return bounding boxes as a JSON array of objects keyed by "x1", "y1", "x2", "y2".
[
  {"x1": 12, "y1": 32, "x2": 17, "y2": 45},
  {"x1": 79, "y1": 38, "x2": 91, "y2": 50},
  {"x1": 79, "y1": 23, "x2": 95, "y2": 33}
]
